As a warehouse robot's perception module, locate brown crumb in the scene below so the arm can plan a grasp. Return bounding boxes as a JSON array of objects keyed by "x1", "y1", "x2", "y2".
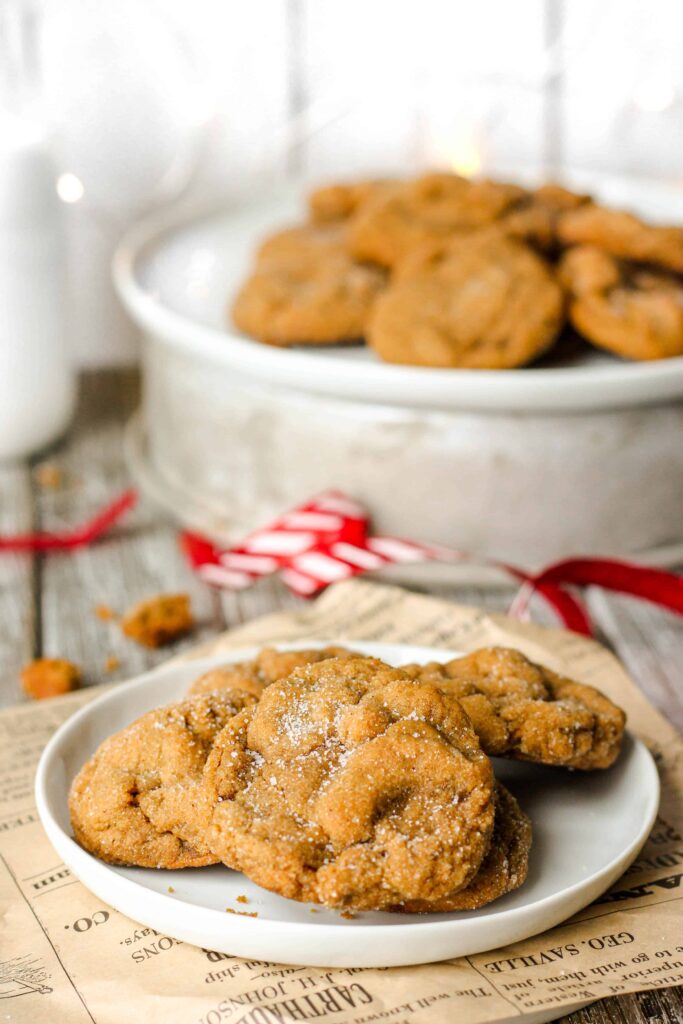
[
  {"x1": 235, "y1": 895, "x2": 249, "y2": 904},
  {"x1": 340, "y1": 911, "x2": 356, "y2": 920},
  {"x1": 225, "y1": 907, "x2": 258, "y2": 918},
  {"x1": 95, "y1": 604, "x2": 116, "y2": 622},
  {"x1": 104, "y1": 656, "x2": 120, "y2": 673},
  {"x1": 34, "y1": 463, "x2": 64, "y2": 490},
  {"x1": 309, "y1": 908, "x2": 319, "y2": 914},
  {"x1": 21, "y1": 658, "x2": 81, "y2": 700},
  {"x1": 167, "y1": 886, "x2": 175, "y2": 894},
  {"x1": 121, "y1": 594, "x2": 193, "y2": 649}
]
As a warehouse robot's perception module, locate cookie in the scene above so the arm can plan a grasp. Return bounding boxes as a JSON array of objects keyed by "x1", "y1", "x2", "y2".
[
  {"x1": 201, "y1": 656, "x2": 495, "y2": 910},
  {"x1": 21, "y1": 658, "x2": 81, "y2": 699},
  {"x1": 498, "y1": 183, "x2": 592, "y2": 250},
  {"x1": 187, "y1": 665, "x2": 267, "y2": 700},
  {"x1": 397, "y1": 783, "x2": 531, "y2": 912},
  {"x1": 308, "y1": 179, "x2": 395, "y2": 224},
  {"x1": 121, "y1": 594, "x2": 193, "y2": 649},
  {"x1": 402, "y1": 647, "x2": 625, "y2": 770},
  {"x1": 559, "y1": 245, "x2": 683, "y2": 360},
  {"x1": 188, "y1": 646, "x2": 350, "y2": 697},
  {"x1": 232, "y1": 224, "x2": 386, "y2": 346},
  {"x1": 557, "y1": 204, "x2": 683, "y2": 274},
  {"x1": 69, "y1": 690, "x2": 258, "y2": 868},
  {"x1": 347, "y1": 173, "x2": 526, "y2": 268},
  {"x1": 254, "y1": 224, "x2": 346, "y2": 265},
  {"x1": 532, "y1": 183, "x2": 592, "y2": 212},
  {"x1": 557, "y1": 244, "x2": 621, "y2": 296},
  {"x1": 367, "y1": 231, "x2": 564, "y2": 368},
  {"x1": 497, "y1": 202, "x2": 557, "y2": 250}
]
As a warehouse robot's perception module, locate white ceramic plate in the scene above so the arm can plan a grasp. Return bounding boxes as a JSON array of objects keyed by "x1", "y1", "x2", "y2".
[
  {"x1": 36, "y1": 642, "x2": 659, "y2": 970},
  {"x1": 113, "y1": 172, "x2": 683, "y2": 413}
]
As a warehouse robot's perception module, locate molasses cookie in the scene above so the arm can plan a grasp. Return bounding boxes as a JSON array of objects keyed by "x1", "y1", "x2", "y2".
[
  {"x1": 232, "y1": 224, "x2": 386, "y2": 345},
  {"x1": 397, "y1": 783, "x2": 531, "y2": 912},
  {"x1": 367, "y1": 232, "x2": 564, "y2": 368},
  {"x1": 403, "y1": 646, "x2": 626, "y2": 770},
  {"x1": 559, "y1": 245, "x2": 683, "y2": 360},
  {"x1": 69, "y1": 690, "x2": 258, "y2": 868},
  {"x1": 348, "y1": 173, "x2": 526, "y2": 268},
  {"x1": 201, "y1": 656, "x2": 495, "y2": 910}
]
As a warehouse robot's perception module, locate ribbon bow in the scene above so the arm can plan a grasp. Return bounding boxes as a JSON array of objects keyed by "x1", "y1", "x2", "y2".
[
  {"x1": 181, "y1": 490, "x2": 683, "y2": 638},
  {"x1": 1, "y1": 485, "x2": 680, "y2": 638}
]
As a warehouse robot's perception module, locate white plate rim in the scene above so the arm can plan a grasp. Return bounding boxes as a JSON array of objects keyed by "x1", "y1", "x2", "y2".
[
  {"x1": 35, "y1": 642, "x2": 661, "y2": 967},
  {"x1": 112, "y1": 181, "x2": 683, "y2": 414}
]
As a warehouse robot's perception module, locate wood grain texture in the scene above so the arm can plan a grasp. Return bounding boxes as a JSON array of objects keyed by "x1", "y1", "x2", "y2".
[
  {"x1": 0, "y1": 462, "x2": 35, "y2": 704},
  {"x1": 587, "y1": 588, "x2": 683, "y2": 734},
  {"x1": 0, "y1": 369, "x2": 680, "y2": 1022},
  {"x1": 559, "y1": 987, "x2": 683, "y2": 1024},
  {"x1": 22, "y1": 371, "x2": 225, "y2": 696}
]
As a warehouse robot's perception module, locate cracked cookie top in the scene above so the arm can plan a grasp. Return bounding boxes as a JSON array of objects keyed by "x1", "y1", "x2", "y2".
[
  {"x1": 201, "y1": 655, "x2": 495, "y2": 910},
  {"x1": 232, "y1": 224, "x2": 386, "y2": 346},
  {"x1": 69, "y1": 690, "x2": 258, "y2": 868},
  {"x1": 367, "y1": 231, "x2": 564, "y2": 368},
  {"x1": 558, "y1": 245, "x2": 683, "y2": 361},
  {"x1": 187, "y1": 646, "x2": 350, "y2": 698},
  {"x1": 396, "y1": 782, "x2": 531, "y2": 912},
  {"x1": 402, "y1": 646, "x2": 626, "y2": 770}
]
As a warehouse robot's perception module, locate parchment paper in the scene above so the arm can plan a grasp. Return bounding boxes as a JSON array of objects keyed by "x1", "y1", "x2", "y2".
[{"x1": 1, "y1": 580, "x2": 681, "y2": 1024}]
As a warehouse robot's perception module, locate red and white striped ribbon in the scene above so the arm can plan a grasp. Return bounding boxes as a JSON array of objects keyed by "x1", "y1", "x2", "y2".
[
  {"x1": 182, "y1": 491, "x2": 450, "y2": 597},
  {"x1": 181, "y1": 490, "x2": 683, "y2": 637},
  {"x1": 0, "y1": 483, "x2": 678, "y2": 639}
]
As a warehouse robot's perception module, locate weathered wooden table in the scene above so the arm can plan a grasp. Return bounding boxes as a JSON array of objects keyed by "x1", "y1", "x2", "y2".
[{"x1": 1, "y1": 370, "x2": 681, "y2": 1024}]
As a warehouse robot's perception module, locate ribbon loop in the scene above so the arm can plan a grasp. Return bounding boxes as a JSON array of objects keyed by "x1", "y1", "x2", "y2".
[
  {"x1": 2, "y1": 484, "x2": 679, "y2": 641},
  {"x1": 180, "y1": 490, "x2": 683, "y2": 639}
]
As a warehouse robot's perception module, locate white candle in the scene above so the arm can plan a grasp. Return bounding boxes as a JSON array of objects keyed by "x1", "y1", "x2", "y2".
[{"x1": 0, "y1": 113, "x2": 75, "y2": 460}]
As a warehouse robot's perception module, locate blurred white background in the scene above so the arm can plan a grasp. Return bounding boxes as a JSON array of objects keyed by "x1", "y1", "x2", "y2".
[
  {"x1": 166, "y1": 0, "x2": 683, "y2": 190},
  {"x1": 15, "y1": 0, "x2": 683, "y2": 364}
]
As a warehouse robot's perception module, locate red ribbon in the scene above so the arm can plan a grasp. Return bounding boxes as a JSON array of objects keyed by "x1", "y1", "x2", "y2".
[
  {"x1": 180, "y1": 490, "x2": 683, "y2": 638},
  {"x1": 509, "y1": 578, "x2": 593, "y2": 636},
  {"x1": 534, "y1": 557, "x2": 683, "y2": 619},
  {"x1": 0, "y1": 486, "x2": 680, "y2": 639},
  {"x1": 0, "y1": 489, "x2": 137, "y2": 552}
]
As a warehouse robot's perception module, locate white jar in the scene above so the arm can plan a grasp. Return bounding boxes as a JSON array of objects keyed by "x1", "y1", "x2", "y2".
[{"x1": 0, "y1": 117, "x2": 76, "y2": 461}]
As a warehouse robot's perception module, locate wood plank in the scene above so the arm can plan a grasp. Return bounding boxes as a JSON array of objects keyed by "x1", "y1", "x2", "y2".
[
  {"x1": 31, "y1": 371, "x2": 224, "y2": 698},
  {"x1": 219, "y1": 575, "x2": 304, "y2": 628},
  {"x1": 0, "y1": 462, "x2": 35, "y2": 705},
  {"x1": 587, "y1": 587, "x2": 683, "y2": 733},
  {"x1": 558, "y1": 985, "x2": 683, "y2": 1024}
]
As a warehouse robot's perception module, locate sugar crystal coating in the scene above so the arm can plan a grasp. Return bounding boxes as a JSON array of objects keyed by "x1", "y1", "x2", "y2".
[
  {"x1": 402, "y1": 646, "x2": 625, "y2": 770},
  {"x1": 69, "y1": 689, "x2": 258, "y2": 868},
  {"x1": 200, "y1": 655, "x2": 496, "y2": 910}
]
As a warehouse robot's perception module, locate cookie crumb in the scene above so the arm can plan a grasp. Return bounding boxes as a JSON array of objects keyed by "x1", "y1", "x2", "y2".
[
  {"x1": 235, "y1": 895, "x2": 249, "y2": 904},
  {"x1": 121, "y1": 594, "x2": 193, "y2": 649},
  {"x1": 340, "y1": 910, "x2": 356, "y2": 920},
  {"x1": 104, "y1": 656, "x2": 120, "y2": 673},
  {"x1": 21, "y1": 658, "x2": 81, "y2": 700},
  {"x1": 225, "y1": 907, "x2": 258, "y2": 918},
  {"x1": 309, "y1": 907, "x2": 319, "y2": 914},
  {"x1": 34, "y1": 462, "x2": 64, "y2": 490},
  {"x1": 167, "y1": 886, "x2": 175, "y2": 894},
  {"x1": 95, "y1": 604, "x2": 116, "y2": 622}
]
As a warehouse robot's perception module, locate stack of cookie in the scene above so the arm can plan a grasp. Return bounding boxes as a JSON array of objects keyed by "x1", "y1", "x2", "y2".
[
  {"x1": 69, "y1": 646, "x2": 626, "y2": 913},
  {"x1": 231, "y1": 172, "x2": 683, "y2": 366}
]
